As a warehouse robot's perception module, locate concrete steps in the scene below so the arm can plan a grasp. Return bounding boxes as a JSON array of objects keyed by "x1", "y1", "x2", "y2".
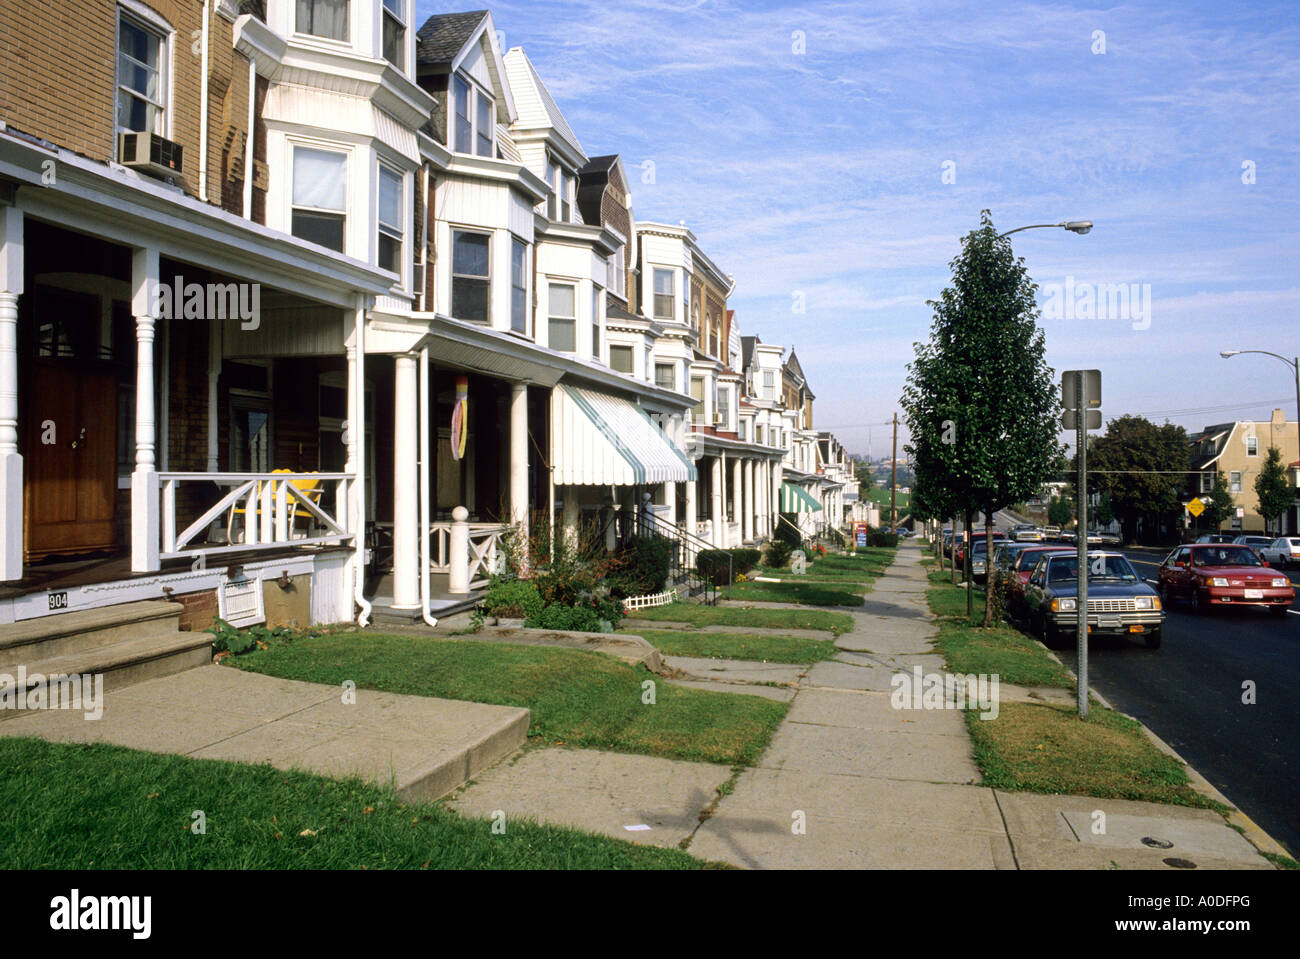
[{"x1": 0, "y1": 600, "x2": 211, "y2": 718}]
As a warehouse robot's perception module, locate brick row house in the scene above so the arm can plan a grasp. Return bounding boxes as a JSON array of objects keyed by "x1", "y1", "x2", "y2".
[{"x1": 0, "y1": 0, "x2": 859, "y2": 635}]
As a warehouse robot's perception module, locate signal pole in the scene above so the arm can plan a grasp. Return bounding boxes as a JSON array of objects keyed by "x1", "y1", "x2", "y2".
[{"x1": 890, "y1": 413, "x2": 898, "y2": 530}]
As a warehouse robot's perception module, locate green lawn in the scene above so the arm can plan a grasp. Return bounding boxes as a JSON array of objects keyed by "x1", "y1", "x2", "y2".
[
  {"x1": 633, "y1": 629, "x2": 837, "y2": 665},
  {"x1": 727, "y1": 579, "x2": 866, "y2": 607},
  {"x1": 229, "y1": 633, "x2": 785, "y2": 767},
  {"x1": 0, "y1": 738, "x2": 707, "y2": 869},
  {"x1": 629, "y1": 602, "x2": 856, "y2": 635},
  {"x1": 759, "y1": 548, "x2": 895, "y2": 584}
]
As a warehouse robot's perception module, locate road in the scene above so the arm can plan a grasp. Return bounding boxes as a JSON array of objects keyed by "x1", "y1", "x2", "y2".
[{"x1": 953, "y1": 512, "x2": 1299, "y2": 857}]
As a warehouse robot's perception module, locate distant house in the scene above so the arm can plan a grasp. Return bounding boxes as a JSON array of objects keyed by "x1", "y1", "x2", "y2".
[{"x1": 1188, "y1": 410, "x2": 1300, "y2": 534}]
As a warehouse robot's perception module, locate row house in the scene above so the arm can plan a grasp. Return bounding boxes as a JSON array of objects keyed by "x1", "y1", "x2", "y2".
[
  {"x1": 0, "y1": 0, "x2": 859, "y2": 636},
  {"x1": 1187, "y1": 410, "x2": 1299, "y2": 535}
]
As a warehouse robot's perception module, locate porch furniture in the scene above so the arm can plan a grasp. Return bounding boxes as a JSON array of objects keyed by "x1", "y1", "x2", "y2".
[{"x1": 225, "y1": 470, "x2": 324, "y2": 545}]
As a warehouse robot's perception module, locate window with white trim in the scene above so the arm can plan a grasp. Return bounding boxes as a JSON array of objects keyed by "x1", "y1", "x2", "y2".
[
  {"x1": 476, "y1": 91, "x2": 493, "y2": 157},
  {"x1": 381, "y1": 0, "x2": 404, "y2": 68},
  {"x1": 591, "y1": 287, "x2": 602, "y2": 358},
  {"x1": 654, "y1": 363, "x2": 675, "y2": 391},
  {"x1": 451, "y1": 230, "x2": 490, "y2": 322},
  {"x1": 653, "y1": 269, "x2": 674, "y2": 321},
  {"x1": 545, "y1": 156, "x2": 559, "y2": 218},
  {"x1": 296, "y1": 0, "x2": 348, "y2": 41},
  {"x1": 609, "y1": 345, "x2": 634, "y2": 375},
  {"x1": 510, "y1": 238, "x2": 528, "y2": 334},
  {"x1": 548, "y1": 284, "x2": 576, "y2": 352},
  {"x1": 690, "y1": 376, "x2": 705, "y2": 424},
  {"x1": 116, "y1": 11, "x2": 167, "y2": 138},
  {"x1": 1200, "y1": 471, "x2": 1213, "y2": 493},
  {"x1": 762, "y1": 370, "x2": 776, "y2": 400},
  {"x1": 454, "y1": 76, "x2": 473, "y2": 154},
  {"x1": 292, "y1": 146, "x2": 347, "y2": 252},
  {"x1": 1230, "y1": 471, "x2": 1242, "y2": 493},
  {"x1": 377, "y1": 163, "x2": 403, "y2": 275},
  {"x1": 1247, "y1": 436, "x2": 1258, "y2": 456},
  {"x1": 738, "y1": 419, "x2": 748, "y2": 442}
]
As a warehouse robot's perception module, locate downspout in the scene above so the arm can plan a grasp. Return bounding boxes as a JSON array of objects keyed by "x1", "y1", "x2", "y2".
[
  {"x1": 419, "y1": 344, "x2": 438, "y2": 627},
  {"x1": 353, "y1": 296, "x2": 372, "y2": 627},
  {"x1": 242, "y1": 57, "x2": 254, "y2": 218},
  {"x1": 198, "y1": 0, "x2": 211, "y2": 200}
]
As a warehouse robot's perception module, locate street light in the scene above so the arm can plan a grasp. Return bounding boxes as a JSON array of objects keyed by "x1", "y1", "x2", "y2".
[
  {"x1": 999, "y1": 220, "x2": 1093, "y2": 238},
  {"x1": 1219, "y1": 350, "x2": 1300, "y2": 522}
]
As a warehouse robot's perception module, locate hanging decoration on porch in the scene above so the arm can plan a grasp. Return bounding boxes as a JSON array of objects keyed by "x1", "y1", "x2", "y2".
[{"x1": 451, "y1": 375, "x2": 469, "y2": 461}]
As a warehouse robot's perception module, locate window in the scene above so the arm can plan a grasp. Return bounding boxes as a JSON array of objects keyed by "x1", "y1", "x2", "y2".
[
  {"x1": 561, "y1": 172, "x2": 572, "y2": 222},
  {"x1": 1201, "y1": 471, "x2": 1213, "y2": 493},
  {"x1": 690, "y1": 377, "x2": 705, "y2": 424},
  {"x1": 454, "y1": 77, "x2": 472, "y2": 154},
  {"x1": 609, "y1": 345, "x2": 634, "y2": 374},
  {"x1": 292, "y1": 146, "x2": 347, "y2": 252},
  {"x1": 296, "y1": 0, "x2": 348, "y2": 41},
  {"x1": 545, "y1": 156, "x2": 559, "y2": 218},
  {"x1": 1247, "y1": 436, "x2": 1258, "y2": 456},
  {"x1": 381, "y1": 0, "x2": 404, "y2": 68},
  {"x1": 451, "y1": 231, "x2": 490, "y2": 322},
  {"x1": 738, "y1": 420, "x2": 748, "y2": 442},
  {"x1": 510, "y1": 238, "x2": 528, "y2": 334},
  {"x1": 591, "y1": 287, "x2": 601, "y2": 358},
  {"x1": 654, "y1": 363, "x2": 675, "y2": 391},
  {"x1": 653, "y1": 269, "x2": 674, "y2": 321},
  {"x1": 476, "y1": 92, "x2": 493, "y2": 157},
  {"x1": 117, "y1": 14, "x2": 166, "y2": 137},
  {"x1": 762, "y1": 370, "x2": 775, "y2": 399},
  {"x1": 717, "y1": 385, "x2": 731, "y2": 429},
  {"x1": 377, "y1": 164, "x2": 403, "y2": 275},
  {"x1": 1230, "y1": 471, "x2": 1242, "y2": 493},
  {"x1": 608, "y1": 246, "x2": 626, "y2": 299},
  {"x1": 548, "y1": 284, "x2": 576, "y2": 352}
]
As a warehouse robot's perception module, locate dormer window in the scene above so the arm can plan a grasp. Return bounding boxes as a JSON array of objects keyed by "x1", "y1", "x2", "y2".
[
  {"x1": 381, "y1": 0, "x2": 404, "y2": 69},
  {"x1": 452, "y1": 75, "x2": 494, "y2": 157},
  {"x1": 296, "y1": 0, "x2": 348, "y2": 41}
]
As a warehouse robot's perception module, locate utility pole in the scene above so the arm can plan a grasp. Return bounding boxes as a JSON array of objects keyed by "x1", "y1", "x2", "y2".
[{"x1": 889, "y1": 413, "x2": 898, "y2": 530}]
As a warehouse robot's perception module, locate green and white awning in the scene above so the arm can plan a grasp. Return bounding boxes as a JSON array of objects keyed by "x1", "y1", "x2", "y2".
[
  {"x1": 781, "y1": 482, "x2": 823, "y2": 512},
  {"x1": 552, "y1": 384, "x2": 697, "y2": 486}
]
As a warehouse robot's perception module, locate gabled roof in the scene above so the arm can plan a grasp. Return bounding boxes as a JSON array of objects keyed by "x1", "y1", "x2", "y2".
[
  {"x1": 784, "y1": 348, "x2": 806, "y2": 384},
  {"x1": 415, "y1": 11, "x2": 489, "y2": 69},
  {"x1": 503, "y1": 47, "x2": 585, "y2": 161},
  {"x1": 1188, "y1": 422, "x2": 1236, "y2": 471}
]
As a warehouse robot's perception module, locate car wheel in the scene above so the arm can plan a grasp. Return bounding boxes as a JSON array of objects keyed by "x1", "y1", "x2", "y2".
[
  {"x1": 1190, "y1": 588, "x2": 1206, "y2": 615},
  {"x1": 1144, "y1": 629, "x2": 1162, "y2": 650}
]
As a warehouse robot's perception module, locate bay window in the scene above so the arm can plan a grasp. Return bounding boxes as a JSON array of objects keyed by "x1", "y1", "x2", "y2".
[
  {"x1": 510, "y1": 238, "x2": 528, "y2": 334},
  {"x1": 451, "y1": 230, "x2": 490, "y2": 322},
  {"x1": 653, "y1": 269, "x2": 674, "y2": 321},
  {"x1": 548, "y1": 283, "x2": 576, "y2": 352},
  {"x1": 655, "y1": 363, "x2": 675, "y2": 391},
  {"x1": 591, "y1": 287, "x2": 601, "y2": 358},
  {"x1": 291, "y1": 146, "x2": 347, "y2": 252},
  {"x1": 381, "y1": 0, "x2": 404, "y2": 68},
  {"x1": 377, "y1": 164, "x2": 403, "y2": 275},
  {"x1": 296, "y1": 0, "x2": 347, "y2": 41},
  {"x1": 609, "y1": 345, "x2": 634, "y2": 375}
]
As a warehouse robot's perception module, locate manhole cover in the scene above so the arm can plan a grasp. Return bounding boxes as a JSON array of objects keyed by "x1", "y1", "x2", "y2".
[
  {"x1": 1163, "y1": 857, "x2": 1197, "y2": 869},
  {"x1": 1141, "y1": 836, "x2": 1174, "y2": 849}
]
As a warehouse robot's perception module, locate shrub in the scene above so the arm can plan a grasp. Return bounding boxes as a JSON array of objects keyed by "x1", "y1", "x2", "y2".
[
  {"x1": 528, "y1": 602, "x2": 602, "y2": 632},
  {"x1": 609, "y1": 535, "x2": 674, "y2": 597},
  {"x1": 867, "y1": 530, "x2": 899, "y2": 548},
  {"x1": 768, "y1": 540, "x2": 796, "y2": 569},
  {"x1": 730, "y1": 548, "x2": 761, "y2": 576},
  {"x1": 481, "y1": 579, "x2": 545, "y2": 620}
]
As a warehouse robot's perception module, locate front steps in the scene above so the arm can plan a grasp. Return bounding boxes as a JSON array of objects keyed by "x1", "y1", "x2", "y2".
[{"x1": 0, "y1": 600, "x2": 212, "y2": 719}]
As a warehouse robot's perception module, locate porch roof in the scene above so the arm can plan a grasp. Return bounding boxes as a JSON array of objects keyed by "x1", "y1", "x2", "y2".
[{"x1": 552, "y1": 385, "x2": 697, "y2": 486}]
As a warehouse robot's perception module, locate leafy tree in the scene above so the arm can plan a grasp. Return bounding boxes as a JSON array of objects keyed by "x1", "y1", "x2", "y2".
[
  {"x1": 1079, "y1": 415, "x2": 1188, "y2": 544},
  {"x1": 1093, "y1": 492, "x2": 1115, "y2": 528},
  {"x1": 1254, "y1": 446, "x2": 1293, "y2": 534},
  {"x1": 855, "y1": 465, "x2": 875, "y2": 493},
  {"x1": 1048, "y1": 495, "x2": 1074, "y2": 528},
  {"x1": 902, "y1": 211, "x2": 1062, "y2": 625},
  {"x1": 1199, "y1": 471, "x2": 1235, "y2": 529}
]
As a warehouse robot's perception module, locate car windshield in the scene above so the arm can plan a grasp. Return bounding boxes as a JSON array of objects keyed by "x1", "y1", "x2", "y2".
[
  {"x1": 1193, "y1": 546, "x2": 1263, "y2": 567},
  {"x1": 1047, "y1": 556, "x2": 1138, "y2": 583}
]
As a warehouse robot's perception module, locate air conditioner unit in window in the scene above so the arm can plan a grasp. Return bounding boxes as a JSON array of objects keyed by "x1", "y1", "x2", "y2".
[
  {"x1": 713, "y1": 413, "x2": 725, "y2": 426},
  {"x1": 118, "y1": 131, "x2": 184, "y2": 179}
]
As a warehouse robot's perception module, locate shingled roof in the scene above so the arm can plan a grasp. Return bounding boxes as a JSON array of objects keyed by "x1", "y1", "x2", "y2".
[{"x1": 415, "y1": 11, "x2": 489, "y2": 70}]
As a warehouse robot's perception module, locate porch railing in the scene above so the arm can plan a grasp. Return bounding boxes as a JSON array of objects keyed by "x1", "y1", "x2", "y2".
[
  {"x1": 430, "y1": 520, "x2": 507, "y2": 591},
  {"x1": 153, "y1": 471, "x2": 355, "y2": 569}
]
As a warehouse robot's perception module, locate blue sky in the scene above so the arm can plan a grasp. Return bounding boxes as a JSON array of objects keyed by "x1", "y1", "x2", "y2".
[{"x1": 421, "y1": 0, "x2": 1300, "y2": 457}]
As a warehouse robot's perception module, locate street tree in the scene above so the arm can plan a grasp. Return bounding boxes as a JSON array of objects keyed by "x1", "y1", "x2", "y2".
[
  {"x1": 902, "y1": 211, "x2": 1063, "y2": 625},
  {"x1": 1254, "y1": 446, "x2": 1293, "y2": 535},
  {"x1": 1078, "y1": 415, "x2": 1188, "y2": 544},
  {"x1": 1199, "y1": 471, "x2": 1235, "y2": 530},
  {"x1": 1048, "y1": 495, "x2": 1074, "y2": 528}
]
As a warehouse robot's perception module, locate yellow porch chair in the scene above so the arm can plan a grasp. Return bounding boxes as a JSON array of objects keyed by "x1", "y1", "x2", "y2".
[{"x1": 226, "y1": 470, "x2": 323, "y2": 544}]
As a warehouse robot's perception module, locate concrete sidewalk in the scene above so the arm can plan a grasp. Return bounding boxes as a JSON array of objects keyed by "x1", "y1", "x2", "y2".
[{"x1": 0, "y1": 665, "x2": 529, "y2": 802}]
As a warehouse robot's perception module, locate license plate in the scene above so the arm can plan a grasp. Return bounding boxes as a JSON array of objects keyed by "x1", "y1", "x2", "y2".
[
  {"x1": 1244, "y1": 589, "x2": 1263, "y2": 599},
  {"x1": 1099, "y1": 618, "x2": 1122, "y2": 629}
]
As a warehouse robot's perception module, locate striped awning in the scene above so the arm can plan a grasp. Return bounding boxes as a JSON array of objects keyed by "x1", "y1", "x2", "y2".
[
  {"x1": 781, "y1": 482, "x2": 823, "y2": 512},
  {"x1": 552, "y1": 384, "x2": 697, "y2": 486}
]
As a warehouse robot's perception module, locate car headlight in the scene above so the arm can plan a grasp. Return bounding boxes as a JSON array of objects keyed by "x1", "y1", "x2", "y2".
[
  {"x1": 1052, "y1": 598, "x2": 1076, "y2": 612},
  {"x1": 1211, "y1": 577, "x2": 1229, "y2": 587},
  {"x1": 1134, "y1": 596, "x2": 1153, "y2": 610},
  {"x1": 1273, "y1": 578, "x2": 1289, "y2": 588}
]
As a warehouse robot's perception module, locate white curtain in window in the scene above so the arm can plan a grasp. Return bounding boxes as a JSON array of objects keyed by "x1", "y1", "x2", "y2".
[
  {"x1": 378, "y1": 166, "x2": 402, "y2": 231},
  {"x1": 293, "y1": 147, "x2": 346, "y2": 211},
  {"x1": 298, "y1": 0, "x2": 347, "y2": 40}
]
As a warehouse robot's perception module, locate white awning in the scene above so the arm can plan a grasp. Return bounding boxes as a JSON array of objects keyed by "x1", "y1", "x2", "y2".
[{"x1": 552, "y1": 385, "x2": 698, "y2": 486}]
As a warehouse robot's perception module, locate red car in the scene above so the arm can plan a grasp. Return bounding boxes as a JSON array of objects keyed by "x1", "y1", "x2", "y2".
[
  {"x1": 1157, "y1": 544, "x2": 1295, "y2": 616},
  {"x1": 1003, "y1": 547, "x2": 1074, "y2": 619}
]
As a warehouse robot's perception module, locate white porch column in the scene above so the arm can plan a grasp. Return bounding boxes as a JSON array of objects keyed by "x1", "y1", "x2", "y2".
[
  {"x1": 0, "y1": 205, "x2": 23, "y2": 581},
  {"x1": 731, "y1": 456, "x2": 742, "y2": 546},
  {"x1": 662, "y1": 480, "x2": 676, "y2": 526},
  {"x1": 509, "y1": 381, "x2": 529, "y2": 532},
  {"x1": 710, "y1": 456, "x2": 724, "y2": 547},
  {"x1": 391, "y1": 354, "x2": 419, "y2": 609},
  {"x1": 743, "y1": 459, "x2": 755, "y2": 543},
  {"x1": 684, "y1": 479, "x2": 697, "y2": 536},
  {"x1": 130, "y1": 248, "x2": 160, "y2": 573},
  {"x1": 448, "y1": 506, "x2": 470, "y2": 593},
  {"x1": 773, "y1": 462, "x2": 783, "y2": 536}
]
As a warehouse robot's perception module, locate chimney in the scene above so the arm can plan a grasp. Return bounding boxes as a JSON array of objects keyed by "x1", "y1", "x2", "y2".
[{"x1": 1272, "y1": 408, "x2": 1286, "y2": 429}]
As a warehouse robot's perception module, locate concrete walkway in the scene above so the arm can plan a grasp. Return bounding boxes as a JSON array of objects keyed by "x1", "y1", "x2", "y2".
[
  {"x1": 0, "y1": 665, "x2": 529, "y2": 802},
  {"x1": 450, "y1": 543, "x2": 1273, "y2": 869}
]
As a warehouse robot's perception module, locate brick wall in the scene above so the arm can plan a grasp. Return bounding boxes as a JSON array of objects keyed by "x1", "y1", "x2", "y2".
[{"x1": 174, "y1": 587, "x2": 218, "y2": 631}]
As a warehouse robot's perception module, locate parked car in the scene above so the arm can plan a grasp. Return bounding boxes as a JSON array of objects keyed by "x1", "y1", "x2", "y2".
[
  {"x1": 955, "y1": 531, "x2": 1007, "y2": 570},
  {"x1": 1001, "y1": 546, "x2": 1075, "y2": 620},
  {"x1": 1194, "y1": 533, "x2": 1237, "y2": 544},
  {"x1": 1259, "y1": 537, "x2": 1300, "y2": 569},
  {"x1": 1011, "y1": 524, "x2": 1043, "y2": 542},
  {"x1": 1023, "y1": 551, "x2": 1165, "y2": 649},
  {"x1": 1156, "y1": 544, "x2": 1295, "y2": 617},
  {"x1": 1097, "y1": 530, "x2": 1121, "y2": 545},
  {"x1": 1232, "y1": 535, "x2": 1274, "y2": 555},
  {"x1": 1041, "y1": 526, "x2": 1062, "y2": 541}
]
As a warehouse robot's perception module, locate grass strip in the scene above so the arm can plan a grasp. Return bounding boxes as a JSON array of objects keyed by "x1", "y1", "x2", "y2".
[
  {"x1": 631, "y1": 602, "x2": 856, "y2": 635},
  {"x1": 726, "y1": 579, "x2": 866, "y2": 607},
  {"x1": 633, "y1": 629, "x2": 837, "y2": 665}
]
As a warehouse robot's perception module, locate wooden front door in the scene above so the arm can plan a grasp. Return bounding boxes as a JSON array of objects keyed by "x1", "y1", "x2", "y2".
[{"x1": 22, "y1": 288, "x2": 121, "y2": 561}]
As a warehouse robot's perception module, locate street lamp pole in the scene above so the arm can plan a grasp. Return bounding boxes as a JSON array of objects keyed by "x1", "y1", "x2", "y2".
[{"x1": 999, "y1": 221, "x2": 1094, "y2": 238}]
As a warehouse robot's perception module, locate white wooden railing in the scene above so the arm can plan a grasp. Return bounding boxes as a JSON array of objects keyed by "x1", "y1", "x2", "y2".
[
  {"x1": 431, "y1": 518, "x2": 507, "y2": 591},
  {"x1": 152, "y1": 471, "x2": 355, "y2": 570}
]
